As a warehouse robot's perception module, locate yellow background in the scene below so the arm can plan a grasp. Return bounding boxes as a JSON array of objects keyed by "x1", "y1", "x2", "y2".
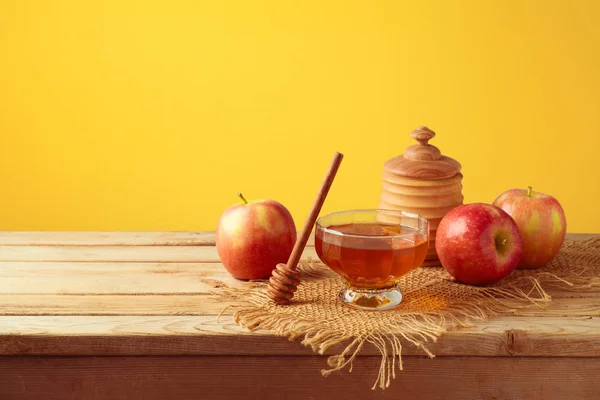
[{"x1": 1, "y1": 0, "x2": 599, "y2": 232}]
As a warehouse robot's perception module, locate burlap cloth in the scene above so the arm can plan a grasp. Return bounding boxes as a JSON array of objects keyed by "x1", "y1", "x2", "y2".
[{"x1": 214, "y1": 237, "x2": 600, "y2": 390}]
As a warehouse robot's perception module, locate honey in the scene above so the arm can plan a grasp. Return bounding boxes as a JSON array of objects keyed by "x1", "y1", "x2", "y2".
[{"x1": 315, "y1": 222, "x2": 429, "y2": 289}]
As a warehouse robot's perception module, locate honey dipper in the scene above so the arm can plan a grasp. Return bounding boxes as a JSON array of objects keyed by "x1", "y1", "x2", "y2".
[{"x1": 266, "y1": 152, "x2": 344, "y2": 305}]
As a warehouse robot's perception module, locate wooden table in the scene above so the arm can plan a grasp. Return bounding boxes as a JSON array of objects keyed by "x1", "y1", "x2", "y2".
[{"x1": 0, "y1": 232, "x2": 598, "y2": 399}]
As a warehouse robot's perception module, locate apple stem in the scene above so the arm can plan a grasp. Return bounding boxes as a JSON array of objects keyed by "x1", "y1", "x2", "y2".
[
  {"x1": 527, "y1": 186, "x2": 532, "y2": 197},
  {"x1": 237, "y1": 192, "x2": 248, "y2": 204},
  {"x1": 501, "y1": 238, "x2": 508, "y2": 247}
]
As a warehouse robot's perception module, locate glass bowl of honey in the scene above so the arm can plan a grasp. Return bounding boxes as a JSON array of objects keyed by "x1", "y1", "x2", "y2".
[{"x1": 315, "y1": 209, "x2": 429, "y2": 311}]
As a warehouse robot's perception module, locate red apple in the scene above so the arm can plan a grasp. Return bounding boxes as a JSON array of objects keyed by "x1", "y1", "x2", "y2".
[
  {"x1": 492, "y1": 186, "x2": 566, "y2": 269},
  {"x1": 436, "y1": 203, "x2": 523, "y2": 285},
  {"x1": 216, "y1": 193, "x2": 297, "y2": 280}
]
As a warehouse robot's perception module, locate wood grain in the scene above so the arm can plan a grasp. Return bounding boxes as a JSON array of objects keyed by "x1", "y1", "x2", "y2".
[
  {"x1": 380, "y1": 191, "x2": 463, "y2": 208},
  {"x1": 0, "y1": 231, "x2": 596, "y2": 399},
  {"x1": 383, "y1": 127, "x2": 462, "y2": 179},
  {"x1": 564, "y1": 232, "x2": 598, "y2": 241},
  {"x1": 0, "y1": 232, "x2": 312, "y2": 247},
  {"x1": 0, "y1": 231, "x2": 592, "y2": 247},
  {"x1": 0, "y1": 246, "x2": 320, "y2": 262},
  {"x1": 0, "y1": 295, "x2": 599, "y2": 317},
  {"x1": 0, "y1": 231, "x2": 217, "y2": 246},
  {"x1": 0, "y1": 294, "x2": 240, "y2": 316},
  {"x1": 0, "y1": 356, "x2": 598, "y2": 400},
  {"x1": 1, "y1": 314, "x2": 599, "y2": 357},
  {"x1": 0, "y1": 262, "x2": 247, "y2": 294},
  {"x1": 379, "y1": 159, "x2": 463, "y2": 265},
  {"x1": 0, "y1": 260, "x2": 597, "y2": 295}
]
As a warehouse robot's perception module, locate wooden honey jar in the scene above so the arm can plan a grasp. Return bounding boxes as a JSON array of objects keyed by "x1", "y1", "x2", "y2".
[{"x1": 378, "y1": 126, "x2": 463, "y2": 267}]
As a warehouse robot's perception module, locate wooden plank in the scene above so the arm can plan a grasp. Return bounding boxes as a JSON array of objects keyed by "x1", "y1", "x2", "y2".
[
  {"x1": 1, "y1": 315, "x2": 599, "y2": 357},
  {"x1": 0, "y1": 231, "x2": 217, "y2": 246},
  {"x1": 0, "y1": 262, "x2": 248, "y2": 294},
  {"x1": 0, "y1": 234, "x2": 592, "y2": 262},
  {"x1": 0, "y1": 294, "x2": 233, "y2": 316},
  {"x1": 0, "y1": 231, "x2": 592, "y2": 247},
  {"x1": 0, "y1": 295, "x2": 599, "y2": 318},
  {"x1": 0, "y1": 246, "x2": 320, "y2": 262},
  {"x1": 0, "y1": 356, "x2": 598, "y2": 400},
  {"x1": 0, "y1": 261, "x2": 597, "y2": 296},
  {"x1": 0, "y1": 232, "x2": 307, "y2": 247},
  {"x1": 564, "y1": 233, "x2": 597, "y2": 241}
]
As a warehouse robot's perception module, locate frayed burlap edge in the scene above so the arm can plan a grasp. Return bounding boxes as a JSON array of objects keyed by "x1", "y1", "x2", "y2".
[{"x1": 212, "y1": 237, "x2": 600, "y2": 391}]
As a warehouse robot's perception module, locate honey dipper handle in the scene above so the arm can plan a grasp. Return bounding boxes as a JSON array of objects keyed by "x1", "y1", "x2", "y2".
[{"x1": 286, "y1": 152, "x2": 344, "y2": 271}]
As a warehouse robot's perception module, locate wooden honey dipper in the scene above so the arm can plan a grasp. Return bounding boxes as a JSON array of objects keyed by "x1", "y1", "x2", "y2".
[{"x1": 266, "y1": 152, "x2": 344, "y2": 305}]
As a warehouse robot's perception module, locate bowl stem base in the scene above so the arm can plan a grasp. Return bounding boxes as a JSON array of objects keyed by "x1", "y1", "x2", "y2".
[{"x1": 338, "y1": 286, "x2": 403, "y2": 311}]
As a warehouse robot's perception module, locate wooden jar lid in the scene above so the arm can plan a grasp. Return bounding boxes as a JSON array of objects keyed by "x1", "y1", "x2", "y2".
[{"x1": 383, "y1": 126, "x2": 461, "y2": 179}]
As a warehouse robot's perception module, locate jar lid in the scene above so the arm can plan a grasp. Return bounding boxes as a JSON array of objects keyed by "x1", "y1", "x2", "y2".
[{"x1": 383, "y1": 126, "x2": 461, "y2": 179}]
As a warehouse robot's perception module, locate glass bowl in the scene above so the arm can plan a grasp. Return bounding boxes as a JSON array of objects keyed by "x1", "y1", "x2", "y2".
[{"x1": 315, "y1": 209, "x2": 429, "y2": 310}]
